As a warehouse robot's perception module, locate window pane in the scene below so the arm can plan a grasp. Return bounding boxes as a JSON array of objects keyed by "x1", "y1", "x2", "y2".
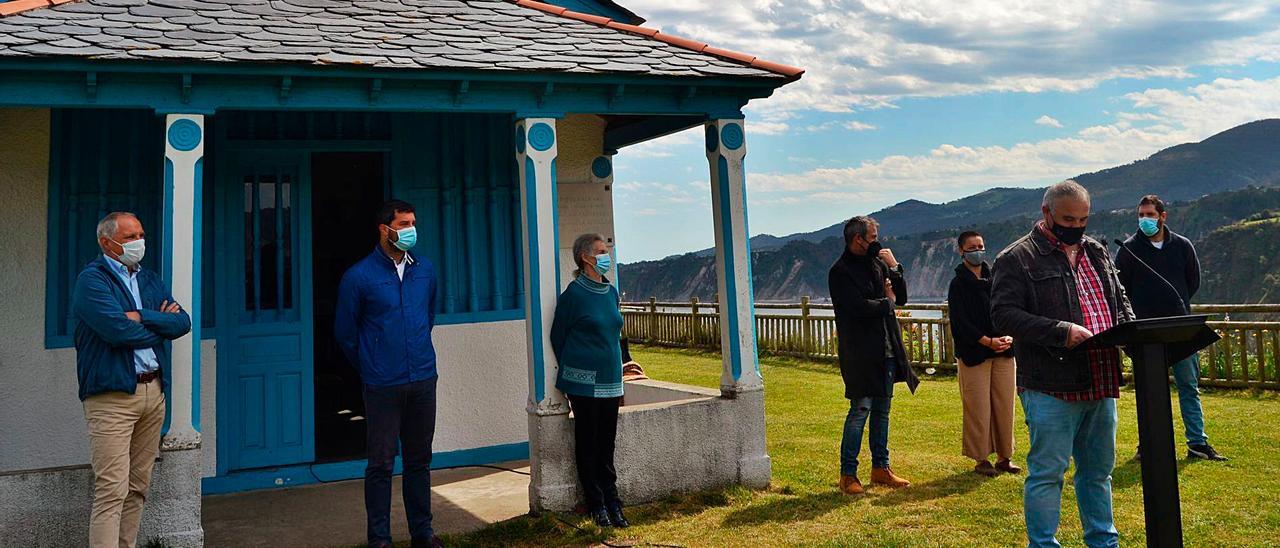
[
  {"x1": 258, "y1": 175, "x2": 278, "y2": 311},
  {"x1": 281, "y1": 178, "x2": 293, "y2": 310},
  {"x1": 243, "y1": 178, "x2": 255, "y2": 313}
]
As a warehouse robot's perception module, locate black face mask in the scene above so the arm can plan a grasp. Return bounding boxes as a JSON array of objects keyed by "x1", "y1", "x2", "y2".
[
  {"x1": 865, "y1": 240, "x2": 884, "y2": 257},
  {"x1": 1050, "y1": 222, "x2": 1086, "y2": 245}
]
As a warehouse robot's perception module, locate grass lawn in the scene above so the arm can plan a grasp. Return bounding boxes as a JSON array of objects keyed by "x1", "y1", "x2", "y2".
[{"x1": 447, "y1": 346, "x2": 1280, "y2": 547}]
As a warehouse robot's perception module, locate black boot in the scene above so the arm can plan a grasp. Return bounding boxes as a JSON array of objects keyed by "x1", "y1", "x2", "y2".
[
  {"x1": 589, "y1": 506, "x2": 612, "y2": 527},
  {"x1": 606, "y1": 502, "x2": 630, "y2": 528}
]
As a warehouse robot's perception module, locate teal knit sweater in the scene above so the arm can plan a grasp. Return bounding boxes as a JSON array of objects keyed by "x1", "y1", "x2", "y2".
[{"x1": 550, "y1": 275, "x2": 624, "y2": 398}]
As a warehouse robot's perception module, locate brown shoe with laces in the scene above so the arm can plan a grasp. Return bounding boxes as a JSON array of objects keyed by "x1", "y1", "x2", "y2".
[
  {"x1": 870, "y1": 467, "x2": 911, "y2": 488},
  {"x1": 839, "y1": 474, "x2": 864, "y2": 495}
]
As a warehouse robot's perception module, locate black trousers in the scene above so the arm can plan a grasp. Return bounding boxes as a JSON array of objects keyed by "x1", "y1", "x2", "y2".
[
  {"x1": 567, "y1": 394, "x2": 622, "y2": 509},
  {"x1": 363, "y1": 377, "x2": 437, "y2": 547}
]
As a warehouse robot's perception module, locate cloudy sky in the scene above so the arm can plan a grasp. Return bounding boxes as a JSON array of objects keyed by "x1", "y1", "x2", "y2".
[{"x1": 609, "y1": 0, "x2": 1280, "y2": 262}]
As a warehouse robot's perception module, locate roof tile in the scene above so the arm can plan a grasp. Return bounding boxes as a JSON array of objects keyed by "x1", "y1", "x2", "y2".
[{"x1": 0, "y1": 0, "x2": 794, "y2": 80}]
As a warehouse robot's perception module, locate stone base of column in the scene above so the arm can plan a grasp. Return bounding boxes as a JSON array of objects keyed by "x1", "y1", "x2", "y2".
[
  {"x1": 729, "y1": 389, "x2": 771, "y2": 489},
  {"x1": 527, "y1": 411, "x2": 580, "y2": 513},
  {"x1": 138, "y1": 445, "x2": 204, "y2": 547}
]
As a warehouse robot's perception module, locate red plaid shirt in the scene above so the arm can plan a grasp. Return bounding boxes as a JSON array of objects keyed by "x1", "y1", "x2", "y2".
[{"x1": 1037, "y1": 222, "x2": 1122, "y2": 401}]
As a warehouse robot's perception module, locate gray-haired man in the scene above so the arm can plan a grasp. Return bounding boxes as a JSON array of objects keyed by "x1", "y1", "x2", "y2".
[
  {"x1": 73, "y1": 212, "x2": 190, "y2": 548},
  {"x1": 991, "y1": 181, "x2": 1133, "y2": 547}
]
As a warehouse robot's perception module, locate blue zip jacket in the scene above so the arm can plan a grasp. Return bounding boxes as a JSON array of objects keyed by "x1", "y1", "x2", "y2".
[
  {"x1": 72, "y1": 256, "x2": 192, "y2": 401},
  {"x1": 334, "y1": 247, "x2": 438, "y2": 387}
]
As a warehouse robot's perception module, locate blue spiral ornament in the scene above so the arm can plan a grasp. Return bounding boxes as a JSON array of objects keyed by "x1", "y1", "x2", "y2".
[
  {"x1": 528, "y1": 122, "x2": 555, "y2": 152},
  {"x1": 720, "y1": 122, "x2": 744, "y2": 151},
  {"x1": 167, "y1": 119, "x2": 202, "y2": 152},
  {"x1": 591, "y1": 156, "x2": 612, "y2": 179}
]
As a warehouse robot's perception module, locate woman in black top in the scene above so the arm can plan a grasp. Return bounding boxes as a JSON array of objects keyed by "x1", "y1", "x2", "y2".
[{"x1": 947, "y1": 231, "x2": 1020, "y2": 477}]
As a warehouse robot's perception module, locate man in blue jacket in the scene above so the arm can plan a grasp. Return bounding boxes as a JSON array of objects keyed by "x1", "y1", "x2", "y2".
[
  {"x1": 73, "y1": 212, "x2": 191, "y2": 548},
  {"x1": 334, "y1": 199, "x2": 442, "y2": 548}
]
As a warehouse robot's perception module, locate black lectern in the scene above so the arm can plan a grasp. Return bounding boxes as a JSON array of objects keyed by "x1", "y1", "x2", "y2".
[{"x1": 1081, "y1": 315, "x2": 1220, "y2": 548}]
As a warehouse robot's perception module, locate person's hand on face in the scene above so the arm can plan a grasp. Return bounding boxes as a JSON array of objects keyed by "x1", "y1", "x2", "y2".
[{"x1": 878, "y1": 248, "x2": 899, "y2": 269}]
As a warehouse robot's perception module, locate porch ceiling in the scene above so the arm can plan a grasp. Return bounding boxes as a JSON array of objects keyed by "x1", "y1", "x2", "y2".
[{"x1": 0, "y1": 0, "x2": 800, "y2": 82}]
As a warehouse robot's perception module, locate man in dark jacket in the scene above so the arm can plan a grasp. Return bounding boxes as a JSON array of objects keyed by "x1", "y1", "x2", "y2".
[
  {"x1": 1115, "y1": 195, "x2": 1226, "y2": 461},
  {"x1": 334, "y1": 199, "x2": 442, "y2": 548},
  {"x1": 828, "y1": 215, "x2": 919, "y2": 495},
  {"x1": 992, "y1": 180, "x2": 1133, "y2": 548},
  {"x1": 73, "y1": 212, "x2": 191, "y2": 548}
]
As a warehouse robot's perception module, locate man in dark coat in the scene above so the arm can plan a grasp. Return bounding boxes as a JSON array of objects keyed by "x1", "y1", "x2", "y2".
[
  {"x1": 1115, "y1": 195, "x2": 1226, "y2": 461},
  {"x1": 828, "y1": 215, "x2": 919, "y2": 495}
]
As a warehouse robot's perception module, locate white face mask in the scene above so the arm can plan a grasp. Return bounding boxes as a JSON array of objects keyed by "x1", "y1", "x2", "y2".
[{"x1": 112, "y1": 238, "x2": 146, "y2": 267}]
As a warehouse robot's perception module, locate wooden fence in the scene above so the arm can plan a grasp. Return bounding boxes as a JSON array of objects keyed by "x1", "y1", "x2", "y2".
[{"x1": 621, "y1": 298, "x2": 1280, "y2": 390}]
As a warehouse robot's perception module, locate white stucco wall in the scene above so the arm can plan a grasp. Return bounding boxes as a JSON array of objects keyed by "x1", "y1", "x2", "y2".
[
  {"x1": 431, "y1": 320, "x2": 530, "y2": 451},
  {"x1": 555, "y1": 114, "x2": 615, "y2": 290},
  {"x1": 0, "y1": 108, "x2": 92, "y2": 473}
]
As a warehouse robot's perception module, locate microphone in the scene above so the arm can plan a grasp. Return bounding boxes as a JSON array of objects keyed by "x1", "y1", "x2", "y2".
[{"x1": 1113, "y1": 238, "x2": 1189, "y2": 315}]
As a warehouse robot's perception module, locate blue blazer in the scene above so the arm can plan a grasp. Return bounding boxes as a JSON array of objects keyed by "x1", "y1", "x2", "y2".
[
  {"x1": 334, "y1": 248, "x2": 438, "y2": 387},
  {"x1": 72, "y1": 256, "x2": 192, "y2": 401}
]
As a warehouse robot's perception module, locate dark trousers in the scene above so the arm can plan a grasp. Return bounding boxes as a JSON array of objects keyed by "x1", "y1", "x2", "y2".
[
  {"x1": 363, "y1": 377, "x2": 437, "y2": 547},
  {"x1": 567, "y1": 394, "x2": 622, "y2": 510}
]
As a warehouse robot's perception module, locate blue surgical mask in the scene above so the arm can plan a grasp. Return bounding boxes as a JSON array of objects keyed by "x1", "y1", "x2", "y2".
[
  {"x1": 387, "y1": 225, "x2": 417, "y2": 251},
  {"x1": 962, "y1": 250, "x2": 985, "y2": 266},
  {"x1": 1139, "y1": 217, "x2": 1160, "y2": 237},
  {"x1": 593, "y1": 253, "x2": 612, "y2": 275}
]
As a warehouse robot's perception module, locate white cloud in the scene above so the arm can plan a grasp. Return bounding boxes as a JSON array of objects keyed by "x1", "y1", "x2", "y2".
[
  {"x1": 1035, "y1": 115, "x2": 1064, "y2": 128},
  {"x1": 747, "y1": 76, "x2": 1280, "y2": 212},
  {"x1": 623, "y1": 0, "x2": 1280, "y2": 115},
  {"x1": 845, "y1": 121, "x2": 878, "y2": 131}
]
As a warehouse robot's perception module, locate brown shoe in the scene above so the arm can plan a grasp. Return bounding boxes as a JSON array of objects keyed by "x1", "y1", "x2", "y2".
[
  {"x1": 974, "y1": 460, "x2": 1001, "y2": 477},
  {"x1": 839, "y1": 474, "x2": 864, "y2": 495},
  {"x1": 870, "y1": 467, "x2": 911, "y2": 488},
  {"x1": 995, "y1": 459, "x2": 1022, "y2": 474}
]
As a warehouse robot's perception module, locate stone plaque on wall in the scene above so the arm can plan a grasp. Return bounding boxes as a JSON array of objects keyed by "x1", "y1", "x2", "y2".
[{"x1": 557, "y1": 182, "x2": 615, "y2": 289}]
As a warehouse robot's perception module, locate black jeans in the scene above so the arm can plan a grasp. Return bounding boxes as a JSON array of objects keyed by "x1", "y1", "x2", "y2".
[
  {"x1": 567, "y1": 394, "x2": 622, "y2": 510},
  {"x1": 363, "y1": 377, "x2": 437, "y2": 547}
]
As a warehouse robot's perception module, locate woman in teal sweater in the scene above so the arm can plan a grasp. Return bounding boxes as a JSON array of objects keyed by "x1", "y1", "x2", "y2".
[{"x1": 550, "y1": 233, "x2": 628, "y2": 528}]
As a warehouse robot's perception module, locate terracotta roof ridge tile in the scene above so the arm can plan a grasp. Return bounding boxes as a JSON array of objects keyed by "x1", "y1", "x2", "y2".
[
  {"x1": 0, "y1": 0, "x2": 61, "y2": 18},
  {"x1": 510, "y1": 0, "x2": 803, "y2": 79}
]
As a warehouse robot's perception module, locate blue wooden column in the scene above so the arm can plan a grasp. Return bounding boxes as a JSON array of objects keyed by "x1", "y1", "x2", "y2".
[
  {"x1": 516, "y1": 117, "x2": 566, "y2": 416},
  {"x1": 706, "y1": 118, "x2": 763, "y2": 395},
  {"x1": 161, "y1": 113, "x2": 203, "y2": 449}
]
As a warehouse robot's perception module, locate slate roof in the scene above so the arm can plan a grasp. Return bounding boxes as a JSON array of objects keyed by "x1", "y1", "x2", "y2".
[{"x1": 0, "y1": 0, "x2": 801, "y2": 80}]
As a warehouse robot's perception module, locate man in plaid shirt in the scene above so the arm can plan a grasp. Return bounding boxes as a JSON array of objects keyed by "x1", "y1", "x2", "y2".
[{"x1": 991, "y1": 180, "x2": 1134, "y2": 548}]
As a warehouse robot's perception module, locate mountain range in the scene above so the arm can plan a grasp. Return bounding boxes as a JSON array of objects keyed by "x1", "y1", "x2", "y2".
[{"x1": 619, "y1": 119, "x2": 1280, "y2": 304}]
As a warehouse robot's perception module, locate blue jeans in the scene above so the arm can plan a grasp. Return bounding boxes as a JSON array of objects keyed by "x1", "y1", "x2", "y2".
[
  {"x1": 840, "y1": 396, "x2": 891, "y2": 476},
  {"x1": 1020, "y1": 390, "x2": 1118, "y2": 548},
  {"x1": 363, "y1": 377, "x2": 438, "y2": 547},
  {"x1": 1172, "y1": 355, "x2": 1208, "y2": 447}
]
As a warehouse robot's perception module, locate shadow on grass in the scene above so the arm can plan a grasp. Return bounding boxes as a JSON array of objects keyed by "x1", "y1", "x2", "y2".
[
  {"x1": 1112, "y1": 453, "x2": 1197, "y2": 491},
  {"x1": 869, "y1": 470, "x2": 988, "y2": 507},
  {"x1": 720, "y1": 489, "x2": 852, "y2": 527},
  {"x1": 631, "y1": 488, "x2": 735, "y2": 524},
  {"x1": 719, "y1": 470, "x2": 989, "y2": 527}
]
